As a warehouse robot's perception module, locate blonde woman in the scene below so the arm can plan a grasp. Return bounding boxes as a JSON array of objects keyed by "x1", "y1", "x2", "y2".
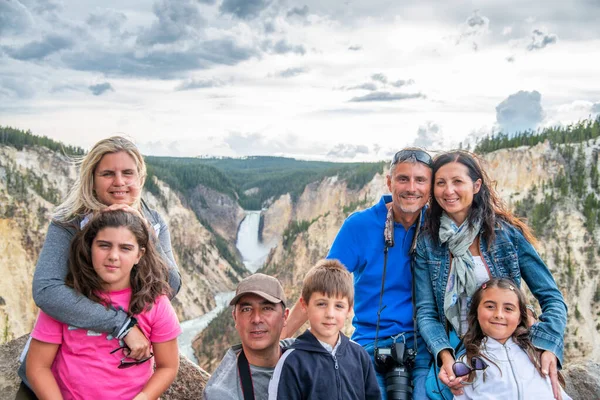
[{"x1": 17, "y1": 136, "x2": 181, "y2": 398}]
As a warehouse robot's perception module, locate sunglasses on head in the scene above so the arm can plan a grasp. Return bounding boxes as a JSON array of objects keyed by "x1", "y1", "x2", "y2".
[
  {"x1": 391, "y1": 149, "x2": 433, "y2": 168},
  {"x1": 110, "y1": 345, "x2": 154, "y2": 369},
  {"x1": 452, "y1": 356, "x2": 488, "y2": 377}
]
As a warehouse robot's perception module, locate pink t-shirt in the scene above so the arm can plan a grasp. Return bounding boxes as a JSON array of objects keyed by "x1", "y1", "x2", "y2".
[{"x1": 31, "y1": 288, "x2": 181, "y2": 400}]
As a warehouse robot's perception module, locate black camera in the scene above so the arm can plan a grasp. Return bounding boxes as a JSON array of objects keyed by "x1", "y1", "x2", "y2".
[{"x1": 374, "y1": 342, "x2": 415, "y2": 400}]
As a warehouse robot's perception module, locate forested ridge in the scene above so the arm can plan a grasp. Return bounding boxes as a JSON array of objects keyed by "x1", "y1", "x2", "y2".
[
  {"x1": 0, "y1": 126, "x2": 85, "y2": 156},
  {"x1": 474, "y1": 115, "x2": 600, "y2": 154},
  {"x1": 146, "y1": 155, "x2": 385, "y2": 210}
]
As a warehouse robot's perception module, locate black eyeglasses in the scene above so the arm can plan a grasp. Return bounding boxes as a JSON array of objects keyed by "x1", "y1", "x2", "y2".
[
  {"x1": 452, "y1": 356, "x2": 488, "y2": 377},
  {"x1": 391, "y1": 149, "x2": 432, "y2": 167},
  {"x1": 110, "y1": 345, "x2": 154, "y2": 369}
]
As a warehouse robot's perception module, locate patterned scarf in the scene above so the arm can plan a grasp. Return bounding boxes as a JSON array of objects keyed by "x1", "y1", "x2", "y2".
[{"x1": 440, "y1": 212, "x2": 482, "y2": 335}]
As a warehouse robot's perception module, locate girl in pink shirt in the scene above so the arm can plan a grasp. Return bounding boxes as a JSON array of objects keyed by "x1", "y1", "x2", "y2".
[{"x1": 26, "y1": 210, "x2": 181, "y2": 400}]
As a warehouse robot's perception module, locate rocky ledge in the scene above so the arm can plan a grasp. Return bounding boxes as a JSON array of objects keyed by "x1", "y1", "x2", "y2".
[{"x1": 1, "y1": 335, "x2": 599, "y2": 399}]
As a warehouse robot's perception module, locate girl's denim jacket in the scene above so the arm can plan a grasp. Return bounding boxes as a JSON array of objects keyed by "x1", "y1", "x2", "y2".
[{"x1": 414, "y1": 220, "x2": 568, "y2": 366}]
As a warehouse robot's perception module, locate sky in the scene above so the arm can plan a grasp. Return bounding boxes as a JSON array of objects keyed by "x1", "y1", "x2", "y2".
[{"x1": 1, "y1": 0, "x2": 600, "y2": 161}]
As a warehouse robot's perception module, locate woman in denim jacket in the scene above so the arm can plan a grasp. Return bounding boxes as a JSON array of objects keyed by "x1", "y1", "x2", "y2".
[{"x1": 414, "y1": 151, "x2": 567, "y2": 399}]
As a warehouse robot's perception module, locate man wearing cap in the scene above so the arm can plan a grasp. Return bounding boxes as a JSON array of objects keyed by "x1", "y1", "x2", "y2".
[
  {"x1": 280, "y1": 148, "x2": 433, "y2": 400},
  {"x1": 204, "y1": 273, "x2": 292, "y2": 400}
]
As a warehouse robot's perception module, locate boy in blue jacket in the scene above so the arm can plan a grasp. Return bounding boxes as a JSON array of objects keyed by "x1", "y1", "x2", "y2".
[{"x1": 268, "y1": 259, "x2": 380, "y2": 400}]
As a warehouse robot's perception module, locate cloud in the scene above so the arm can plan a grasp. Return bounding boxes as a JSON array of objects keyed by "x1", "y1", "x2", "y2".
[
  {"x1": 312, "y1": 108, "x2": 376, "y2": 116},
  {"x1": 276, "y1": 67, "x2": 307, "y2": 78},
  {"x1": 137, "y1": 0, "x2": 205, "y2": 46},
  {"x1": 349, "y1": 91, "x2": 425, "y2": 102},
  {"x1": 354, "y1": 74, "x2": 412, "y2": 89},
  {"x1": 526, "y1": 29, "x2": 558, "y2": 51},
  {"x1": 220, "y1": 0, "x2": 272, "y2": 20},
  {"x1": 273, "y1": 40, "x2": 306, "y2": 55},
  {"x1": 371, "y1": 73, "x2": 387, "y2": 84},
  {"x1": 327, "y1": 143, "x2": 369, "y2": 159},
  {"x1": 390, "y1": 79, "x2": 414, "y2": 88},
  {"x1": 457, "y1": 10, "x2": 490, "y2": 49},
  {"x1": 459, "y1": 126, "x2": 494, "y2": 150},
  {"x1": 175, "y1": 78, "x2": 225, "y2": 90},
  {"x1": 29, "y1": 0, "x2": 62, "y2": 14},
  {"x1": 348, "y1": 45, "x2": 362, "y2": 51},
  {"x1": 592, "y1": 103, "x2": 600, "y2": 114},
  {"x1": 466, "y1": 12, "x2": 486, "y2": 27},
  {"x1": 0, "y1": 76, "x2": 35, "y2": 99},
  {"x1": 263, "y1": 39, "x2": 306, "y2": 55},
  {"x1": 88, "y1": 82, "x2": 114, "y2": 96},
  {"x1": 63, "y1": 38, "x2": 258, "y2": 78},
  {"x1": 412, "y1": 121, "x2": 444, "y2": 149},
  {"x1": 137, "y1": 140, "x2": 186, "y2": 157},
  {"x1": 50, "y1": 84, "x2": 81, "y2": 93},
  {"x1": 0, "y1": 0, "x2": 34, "y2": 36},
  {"x1": 222, "y1": 131, "x2": 296, "y2": 156},
  {"x1": 264, "y1": 20, "x2": 276, "y2": 33},
  {"x1": 86, "y1": 9, "x2": 128, "y2": 33},
  {"x1": 219, "y1": 131, "x2": 335, "y2": 158},
  {"x1": 3, "y1": 34, "x2": 73, "y2": 61},
  {"x1": 197, "y1": 0, "x2": 217, "y2": 4},
  {"x1": 287, "y1": 5, "x2": 309, "y2": 18},
  {"x1": 496, "y1": 90, "x2": 544, "y2": 134},
  {"x1": 345, "y1": 83, "x2": 377, "y2": 91}
]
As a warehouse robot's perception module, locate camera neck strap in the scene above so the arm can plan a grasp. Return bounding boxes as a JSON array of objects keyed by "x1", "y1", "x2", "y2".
[
  {"x1": 375, "y1": 206, "x2": 421, "y2": 356},
  {"x1": 237, "y1": 349, "x2": 255, "y2": 400}
]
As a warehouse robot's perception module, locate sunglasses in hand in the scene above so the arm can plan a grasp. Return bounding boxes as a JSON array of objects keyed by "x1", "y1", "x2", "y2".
[
  {"x1": 110, "y1": 345, "x2": 154, "y2": 369},
  {"x1": 452, "y1": 356, "x2": 488, "y2": 378}
]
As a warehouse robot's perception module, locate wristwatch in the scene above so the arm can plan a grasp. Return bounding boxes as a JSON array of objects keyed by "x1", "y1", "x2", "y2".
[
  {"x1": 526, "y1": 304, "x2": 538, "y2": 320},
  {"x1": 118, "y1": 316, "x2": 138, "y2": 340}
]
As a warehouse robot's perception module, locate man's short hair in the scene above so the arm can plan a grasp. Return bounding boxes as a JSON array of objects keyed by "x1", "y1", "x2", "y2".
[
  {"x1": 389, "y1": 147, "x2": 432, "y2": 175},
  {"x1": 301, "y1": 259, "x2": 354, "y2": 307}
]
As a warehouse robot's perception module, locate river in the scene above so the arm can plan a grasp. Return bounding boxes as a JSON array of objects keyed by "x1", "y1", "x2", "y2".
[{"x1": 178, "y1": 210, "x2": 274, "y2": 363}]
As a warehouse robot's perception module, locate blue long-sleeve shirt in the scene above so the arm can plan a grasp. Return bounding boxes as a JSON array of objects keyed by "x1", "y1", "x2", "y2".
[{"x1": 327, "y1": 195, "x2": 420, "y2": 345}]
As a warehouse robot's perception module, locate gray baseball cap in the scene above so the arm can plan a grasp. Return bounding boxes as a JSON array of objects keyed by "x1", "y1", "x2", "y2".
[{"x1": 229, "y1": 273, "x2": 286, "y2": 307}]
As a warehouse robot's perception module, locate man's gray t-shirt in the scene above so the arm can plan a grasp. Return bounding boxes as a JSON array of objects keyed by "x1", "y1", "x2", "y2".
[
  {"x1": 249, "y1": 365, "x2": 275, "y2": 400},
  {"x1": 204, "y1": 340, "x2": 295, "y2": 400}
]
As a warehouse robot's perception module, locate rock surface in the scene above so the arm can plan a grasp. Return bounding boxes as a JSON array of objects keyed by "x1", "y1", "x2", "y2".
[
  {"x1": 0, "y1": 335, "x2": 209, "y2": 399},
  {"x1": 563, "y1": 361, "x2": 600, "y2": 400},
  {"x1": 1, "y1": 335, "x2": 598, "y2": 400}
]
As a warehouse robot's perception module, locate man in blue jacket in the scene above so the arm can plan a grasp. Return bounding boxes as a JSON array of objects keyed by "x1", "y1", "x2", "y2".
[{"x1": 280, "y1": 148, "x2": 433, "y2": 399}]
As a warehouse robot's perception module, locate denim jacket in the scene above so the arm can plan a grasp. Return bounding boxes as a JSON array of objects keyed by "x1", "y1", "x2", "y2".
[{"x1": 414, "y1": 220, "x2": 568, "y2": 366}]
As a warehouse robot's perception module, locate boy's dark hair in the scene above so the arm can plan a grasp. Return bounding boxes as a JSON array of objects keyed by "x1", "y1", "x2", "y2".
[
  {"x1": 301, "y1": 259, "x2": 354, "y2": 307},
  {"x1": 66, "y1": 210, "x2": 171, "y2": 315},
  {"x1": 463, "y1": 277, "x2": 565, "y2": 386}
]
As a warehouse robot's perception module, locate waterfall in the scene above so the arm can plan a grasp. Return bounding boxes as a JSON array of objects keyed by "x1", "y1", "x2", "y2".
[
  {"x1": 179, "y1": 209, "x2": 275, "y2": 363},
  {"x1": 236, "y1": 210, "x2": 272, "y2": 273}
]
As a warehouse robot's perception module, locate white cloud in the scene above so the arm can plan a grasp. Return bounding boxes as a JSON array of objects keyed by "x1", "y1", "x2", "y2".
[
  {"x1": 0, "y1": 1, "x2": 599, "y2": 159},
  {"x1": 412, "y1": 121, "x2": 445, "y2": 150},
  {"x1": 496, "y1": 90, "x2": 544, "y2": 134}
]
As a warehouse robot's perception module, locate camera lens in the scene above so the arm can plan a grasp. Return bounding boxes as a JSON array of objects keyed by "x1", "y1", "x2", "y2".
[{"x1": 385, "y1": 367, "x2": 412, "y2": 400}]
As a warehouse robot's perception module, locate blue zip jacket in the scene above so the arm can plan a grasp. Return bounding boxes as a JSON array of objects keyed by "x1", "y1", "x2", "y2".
[
  {"x1": 414, "y1": 220, "x2": 568, "y2": 366},
  {"x1": 268, "y1": 330, "x2": 381, "y2": 400}
]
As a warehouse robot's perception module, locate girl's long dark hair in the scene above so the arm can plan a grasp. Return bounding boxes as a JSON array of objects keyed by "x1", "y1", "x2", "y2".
[
  {"x1": 463, "y1": 278, "x2": 564, "y2": 386},
  {"x1": 426, "y1": 151, "x2": 537, "y2": 247},
  {"x1": 66, "y1": 210, "x2": 171, "y2": 315}
]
